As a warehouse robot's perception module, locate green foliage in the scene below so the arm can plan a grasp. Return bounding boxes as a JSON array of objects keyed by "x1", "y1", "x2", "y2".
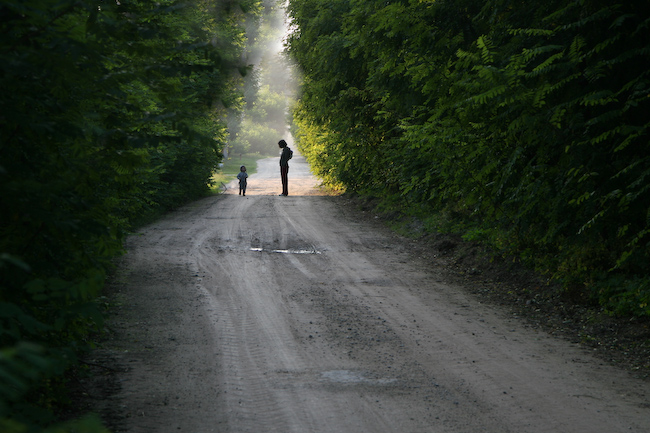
[
  {"x1": 1, "y1": 0, "x2": 262, "y2": 430},
  {"x1": 232, "y1": 118, "x2": 282, "y2": 155},
  {"x1": 229, "y1": 2, "x2": 292, "y2": 157},
  {"x1": 212, "y1": 154, "x2": 261, "y2": 188},
  {"x1": 288, "y1": 0, "x2": 650, "y2": 317},
  {"x1": 291, "y1": 111, "x2": 347, "y2": 191},
  {"x1": 592, "y1": 275, "x2": 650, "y2": 318}
]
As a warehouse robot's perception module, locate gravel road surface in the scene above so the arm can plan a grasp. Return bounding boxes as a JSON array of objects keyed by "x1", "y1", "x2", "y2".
[{"x1": 105, "y1": 149, "x2": 650, "y2": 432}]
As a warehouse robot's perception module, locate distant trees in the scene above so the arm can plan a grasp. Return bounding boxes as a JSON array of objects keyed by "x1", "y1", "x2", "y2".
[
  {"x1": 287, "y1": 0, "x2": 650, "y2": 317},
  {"x1": 229, "y1": 0, "x2": 294, "y2": 156},
  {"x1": 0, "y1": 0, "x2": 262, "y2": 430},
  {"x1": 232, "y1": 84, "x2": 288, "y2": 154}
]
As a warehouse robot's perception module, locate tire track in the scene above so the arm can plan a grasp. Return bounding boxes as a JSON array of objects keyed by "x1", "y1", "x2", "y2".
[{"x1": 108, "y1": 155, "x2": 650, "y2": 433}]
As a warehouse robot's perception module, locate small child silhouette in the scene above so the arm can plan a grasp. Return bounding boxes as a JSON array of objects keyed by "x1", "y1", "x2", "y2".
[{"x1": 237, "y1": 165, "x2": 248, "y2": 196}]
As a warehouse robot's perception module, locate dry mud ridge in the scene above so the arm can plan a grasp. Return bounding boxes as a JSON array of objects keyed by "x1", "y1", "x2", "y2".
[{"x1": 98, "y1": 151, "x2": 650, "y2": 433}]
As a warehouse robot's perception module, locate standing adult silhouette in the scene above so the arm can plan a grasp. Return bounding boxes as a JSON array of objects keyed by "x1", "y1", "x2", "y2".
[{"x1": 278, "y1": 139, "x2": 291, "y2": 196}]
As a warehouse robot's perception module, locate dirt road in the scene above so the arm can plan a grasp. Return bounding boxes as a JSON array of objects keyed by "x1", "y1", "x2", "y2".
[{"x1": 104, "y1": 150, "x2": 650, "y2": 432}]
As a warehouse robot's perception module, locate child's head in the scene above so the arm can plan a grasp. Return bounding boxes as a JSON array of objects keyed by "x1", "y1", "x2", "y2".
[{"x1": 240, "y1": 165, "x2": 246, "y2": 172}]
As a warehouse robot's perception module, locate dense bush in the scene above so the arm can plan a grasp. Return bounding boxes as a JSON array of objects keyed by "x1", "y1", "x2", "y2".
[
  {"x1": 0, "y1": 0, "x2": 261, "y2": 430},
  {"x1": 287, "y1": 0, "x2": 650, "y2": 317}
]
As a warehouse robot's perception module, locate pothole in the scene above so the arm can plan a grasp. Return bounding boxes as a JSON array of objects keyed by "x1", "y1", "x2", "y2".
[{"x1": 250, "y1": 247, "x2": 321, "y2": 255}]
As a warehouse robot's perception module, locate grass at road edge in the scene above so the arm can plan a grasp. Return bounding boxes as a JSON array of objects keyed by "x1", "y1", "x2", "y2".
[{"x1": 211, "y1": 153, "x2": 267, "y2": 193}]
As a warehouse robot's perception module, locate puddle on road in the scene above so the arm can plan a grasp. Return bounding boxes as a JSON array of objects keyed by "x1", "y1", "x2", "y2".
[
  {"x1": 250, "y1": 247, "x2": 321, "y2": 255},
  {"x1": 320, "y1": 370, "x2": 396, "y2": 385}
]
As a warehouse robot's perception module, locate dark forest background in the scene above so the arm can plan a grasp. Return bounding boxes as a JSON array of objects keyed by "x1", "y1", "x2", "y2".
[{"x1": 0, "y1": 1, "x2": 279, "y2": 430}]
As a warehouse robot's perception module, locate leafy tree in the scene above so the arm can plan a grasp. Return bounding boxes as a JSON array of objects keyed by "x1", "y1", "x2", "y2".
[
  {"x1": 229, "y1": 0, "x2": 292, "y2": 157},
  {"x1": 287, "y1": 0, "x2": 650, "y2": 317},
  {"x1": 231, "y1": 117, "x2": 281, "y2": 155},
  {"x1": 0, "y1": 0, "x2": 261, "y2": 430}
]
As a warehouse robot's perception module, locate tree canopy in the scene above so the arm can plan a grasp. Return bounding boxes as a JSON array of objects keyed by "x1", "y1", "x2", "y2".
[
  {"x1": 287, "y1": 0, "x2": 650, "y2": 317},
  {"x1": 0, "y1": 0, "x2": 263, "y2": 430}
]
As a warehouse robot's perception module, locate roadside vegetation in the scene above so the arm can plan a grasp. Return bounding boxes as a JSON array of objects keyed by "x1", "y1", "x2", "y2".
[
  {"x1": 287, "y1": 0, "x2": 650, "y2": 320},
  {"x1": 0, "y1": 1, "x2": 285, "y2": 431},
  {"x1": 211, "y1": 154, "x2": 262, "y2": 190}
]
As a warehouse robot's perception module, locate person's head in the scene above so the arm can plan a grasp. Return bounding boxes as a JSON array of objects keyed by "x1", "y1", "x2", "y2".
[
  {"x1": 278, "y1": 139, "x2": 287, "y2": 148},
  {"x1": 240, "y1": 165, "x2": 246, "y2": 172}
]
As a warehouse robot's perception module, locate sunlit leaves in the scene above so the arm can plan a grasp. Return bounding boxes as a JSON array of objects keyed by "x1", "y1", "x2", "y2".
[{"x1": 288, "y1": 0, "x2": 650, "y2": 316}]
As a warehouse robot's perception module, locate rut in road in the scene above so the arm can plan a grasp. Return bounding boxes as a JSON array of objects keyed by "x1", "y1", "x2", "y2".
[{"x1": 107, "y1": 154, "x2": 650, "y2": 433}]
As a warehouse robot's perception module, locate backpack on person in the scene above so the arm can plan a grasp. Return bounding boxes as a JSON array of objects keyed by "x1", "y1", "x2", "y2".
[{"x1": 287, "y1": 147, "x2": 293, "y2": 160}]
